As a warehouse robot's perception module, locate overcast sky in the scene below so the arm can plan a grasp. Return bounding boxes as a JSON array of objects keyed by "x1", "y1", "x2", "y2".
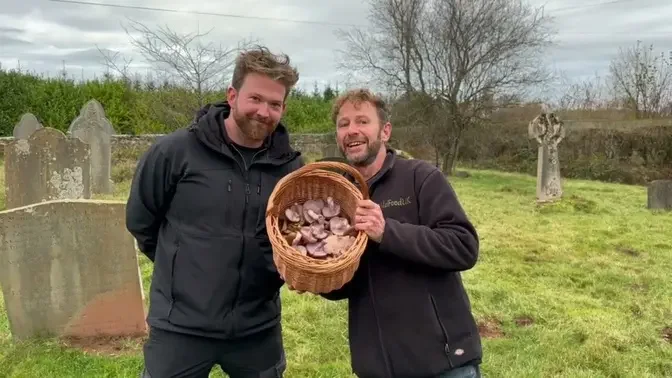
[{"x1": 0, "y1": 0, "x2": 670, "y2": 97}]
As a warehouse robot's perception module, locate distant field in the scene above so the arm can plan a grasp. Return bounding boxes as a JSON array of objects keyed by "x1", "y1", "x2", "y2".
[{"x1": 0, "y1": 161, "x2": 671, "y2": 377}]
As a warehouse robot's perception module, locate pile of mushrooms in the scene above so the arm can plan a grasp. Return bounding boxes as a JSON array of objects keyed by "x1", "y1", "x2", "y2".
[{"x1": 280, "y1": 196, "x2": 356, "y2": 259}]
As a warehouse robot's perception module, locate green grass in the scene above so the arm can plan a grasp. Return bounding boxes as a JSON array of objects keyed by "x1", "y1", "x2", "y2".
[{"x1": 0, "y1": 160, "x2": 671, "y2": 377}]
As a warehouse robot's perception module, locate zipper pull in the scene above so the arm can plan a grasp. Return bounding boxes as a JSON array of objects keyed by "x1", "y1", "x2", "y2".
[
  {"x1": 257, "y1": 184, "x2": 261, "y2": 194},
  {"x1": 245, "y1": 183, "x2": 251, "y2": 203},
  {"x1": 228, "y1": 179, "x2": 232, "y2": 192}
]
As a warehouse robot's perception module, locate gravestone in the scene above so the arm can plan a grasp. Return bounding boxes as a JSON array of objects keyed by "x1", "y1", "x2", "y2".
[
  {"x1": 0, "y1": 199, "x2": 147, "y2": 341},
  {"x1": 4, "y1": 127, "x2": 91, "y2": 210},
  {"x1": 529, "y1": 112, "x2": 566, "y2": 203},
  {"x1": 13, "y1": 113, "x2": 44, "y2": 139},
  {"x1": 647, "y1": 180, "x2": 672, "y2": 211},
  {"x1": 322, "y1": 143, "x2": 341, "y2": 158},
  {"x1": 67, "y1": 99, "x2": 115, "y2": 195}
]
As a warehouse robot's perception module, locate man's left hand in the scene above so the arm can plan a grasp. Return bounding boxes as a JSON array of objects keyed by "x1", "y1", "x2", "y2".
[{"x1": 354, "y1": 199, "x2": 385, "y2": 243}]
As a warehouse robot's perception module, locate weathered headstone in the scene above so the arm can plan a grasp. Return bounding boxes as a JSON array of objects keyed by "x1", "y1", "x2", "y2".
[
  {"x1": 529, "y1": 112, "x2": 566, "y2": 203},
  {"x1": 647, "y1": 180, "x2": 672, "y2": 211},
  {"x1": 12, "y1": 113, "x2": 43, "y2": 139},
  {"x1": 4, "y1": 127, "x2": 91, "y2": 210},
  {"x1": 67, "y1": 99, "x2": 116, "y2": 195},
  {"x1": 0, "y1": 199, "x2": 147, "y2": 341},
  {"x1": 322, "y1": 143, "x2": 341, "y2": 158}
]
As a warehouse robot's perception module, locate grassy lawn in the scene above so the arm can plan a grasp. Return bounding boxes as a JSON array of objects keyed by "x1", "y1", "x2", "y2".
[{"x1": 0, "y1": 159, "x2": 671, "y2": 377}]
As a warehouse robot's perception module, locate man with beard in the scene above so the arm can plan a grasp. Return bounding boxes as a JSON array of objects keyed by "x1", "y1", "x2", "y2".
[
  {"x1": 303, "y1": 88, "x2": 483, "y2": 377},
  {"x1": 126, "y1": 46, "x2": 303, "y2": 378}
]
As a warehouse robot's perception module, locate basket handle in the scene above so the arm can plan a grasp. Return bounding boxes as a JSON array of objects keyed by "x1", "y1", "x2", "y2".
[{"x1": 293, "y1": 161, "x2": 370, "y2": 200}]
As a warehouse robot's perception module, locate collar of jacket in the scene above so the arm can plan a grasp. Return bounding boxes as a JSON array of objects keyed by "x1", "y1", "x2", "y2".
[
  {"x1": 188, "y1": 100, "x2": 300, "y2": 165},
  {"x1": 341, "y1": 147, "x2": 398, "y2": 196}
]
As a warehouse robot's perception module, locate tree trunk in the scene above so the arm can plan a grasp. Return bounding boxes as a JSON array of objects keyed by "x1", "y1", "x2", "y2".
[
  {"x1": 441, "y1": 153, "x2": 452, "y2": 175},
  {"x1": 442, "y1": 131, "x2": 461, "y2": 175}
]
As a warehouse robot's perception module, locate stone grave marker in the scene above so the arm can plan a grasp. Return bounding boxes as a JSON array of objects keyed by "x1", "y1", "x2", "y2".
[
  {"x1": 67, "y1": 99, "x2": 116, "y2": 195},
  {"x1": 529, "y1": 112, "x2": 566, "y2": 203},
  {"x1": 0, "y1": 199, "x2": 147, "y2": 341},
  {"x1": 647, "y1": 180, "x2": 672, "y2": 211},
  {"x1": 4, "y1": 127, "x2": 91, "y2": 210},
  {"x1": 12, "y1": 113, "x2": 44, "y2": 140},
  {"x1": 321, "y1": 143, "x2": 342, "y2": 158}
]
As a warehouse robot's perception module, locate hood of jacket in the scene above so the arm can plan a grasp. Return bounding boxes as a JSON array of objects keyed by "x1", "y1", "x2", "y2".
[{"x1": 188, "y1": 100, "x2": 300, "y2": 165}]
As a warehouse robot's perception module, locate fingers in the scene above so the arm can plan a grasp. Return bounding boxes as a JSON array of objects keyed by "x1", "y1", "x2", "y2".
[
  {"x1": 355, "y1": 214, "x2": 378, "y2": 225},
  {"x1": 357, "y1": 199, "x2": 378, "y2": 209},
  {"x1": 356, "y1": 202, "x2": 381, "y2": 217}
]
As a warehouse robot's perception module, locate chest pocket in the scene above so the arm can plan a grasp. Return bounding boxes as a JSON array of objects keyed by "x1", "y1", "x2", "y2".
[
  {"x1": 379, "y1": 195, "x2": 418, "y2": 224},
  {"x1": 254, "y1": 167, "x2": 288, "y2": 237},
  {"x1": 171, "y1": 166, "x2": 244, "y2": 237},
  {"x1": 372, "y1": 174, "x2": 419, "y2": 225}
]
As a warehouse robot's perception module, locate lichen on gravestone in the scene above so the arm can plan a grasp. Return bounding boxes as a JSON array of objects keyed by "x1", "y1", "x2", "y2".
[
  {"x1": 0, "y1": 200, "x2": 147, "y2": 341},
  {"x1": 3, "y1": 127, "x2": 92, "y2": 210}
]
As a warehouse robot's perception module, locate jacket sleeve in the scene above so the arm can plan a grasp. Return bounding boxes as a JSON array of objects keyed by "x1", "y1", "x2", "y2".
[
  {"x1": 125, "y1": 144, "x2": 178, "y2": 262},
  {"x1": 377, "y1": 168, "x2": 479, "y2": 271},
  {"x1": 320, "y1": 279, "x2": 354, "y2": 301}
]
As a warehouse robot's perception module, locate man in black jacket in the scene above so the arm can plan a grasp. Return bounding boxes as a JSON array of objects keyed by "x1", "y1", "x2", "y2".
[
  {"x1": 126, "y1": 46, "x2": 303, "y2": 378},
  {"x1": 308, "y1": 88, "x2": 483, "y2": 377}
]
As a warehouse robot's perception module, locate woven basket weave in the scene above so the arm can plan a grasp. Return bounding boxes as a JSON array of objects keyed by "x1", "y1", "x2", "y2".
[{"x1": 265, "y1": 161, "x2": 369, "y2": 294}]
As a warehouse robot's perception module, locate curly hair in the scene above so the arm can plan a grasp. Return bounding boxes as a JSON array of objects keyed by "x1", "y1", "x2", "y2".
[{"x1": 330, "y1": 88, "x2": 389, "y2": 126}]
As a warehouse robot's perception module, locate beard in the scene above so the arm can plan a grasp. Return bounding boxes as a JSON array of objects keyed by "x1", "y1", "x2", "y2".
[
  {"x1": 232, "y1": 107, "x2": 277, "y2": 142},
  {"x1": 340, "y1": 134, "x2": 382, "y2": 167}
]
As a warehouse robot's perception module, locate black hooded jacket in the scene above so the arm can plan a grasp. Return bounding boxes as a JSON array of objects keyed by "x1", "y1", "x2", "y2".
[{"x1": 125, "y1": 101, "x2": 303, "y2": 339}]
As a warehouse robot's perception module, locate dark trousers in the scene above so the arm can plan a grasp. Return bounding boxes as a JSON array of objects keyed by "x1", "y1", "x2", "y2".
[{"x1": 141, "y1": 324, "x2": 286, "y2": 378}]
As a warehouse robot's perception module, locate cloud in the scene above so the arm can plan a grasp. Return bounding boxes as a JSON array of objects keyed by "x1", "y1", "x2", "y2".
[{"x1": 1, "y1": 0, "x2": 670, "y2": 95}]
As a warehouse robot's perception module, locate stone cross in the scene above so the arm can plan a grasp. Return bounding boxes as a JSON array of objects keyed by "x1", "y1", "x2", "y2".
[
  {"x1": 528, "y1": 112, "x2": 566, "y2": 203},
  {"x1": 13, "y1": 113, "x2": 43, "y2": 140},
  {"x1": 4, "y1": 127, "x2": 91, "y2": 210},
  {"x1": 67, "y1": 99, "x2": 116, "y2": 195}
]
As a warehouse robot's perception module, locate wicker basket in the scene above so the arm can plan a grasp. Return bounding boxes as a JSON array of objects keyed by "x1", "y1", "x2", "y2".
[{"x1": 265, "y1": 161, "x2": 370, "y2": 294}]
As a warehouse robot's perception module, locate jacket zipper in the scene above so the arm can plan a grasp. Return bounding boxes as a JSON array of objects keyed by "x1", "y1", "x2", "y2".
[
  {"x1": 168, "y1": 239, "x2": 179, "y2": 318},
  {"x1": 430, "y1": 294, "x2": 454, "y2": 368},
  {"x1": 228, "y1": 144, "x2": 266, "y2": 326},
  {"x1": 368, "y1": 263, "x2": 394, "y2": 377}
]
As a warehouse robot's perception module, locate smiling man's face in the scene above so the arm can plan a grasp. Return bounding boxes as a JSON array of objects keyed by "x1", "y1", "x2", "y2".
[{"x1": 335, "y1": 100, "x2": 391, "y2": 167}]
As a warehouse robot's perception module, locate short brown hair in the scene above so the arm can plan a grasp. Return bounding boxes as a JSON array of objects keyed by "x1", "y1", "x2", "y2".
[
  {"x1": 331, "y1": 88, "x2": 389, "y2": 125},
  {"x1": 231, "y1": 45, "x2": 299, "y2": 98}
]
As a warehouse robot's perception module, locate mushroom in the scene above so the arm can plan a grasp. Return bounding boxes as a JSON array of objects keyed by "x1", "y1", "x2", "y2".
[
  {"x1": 329, "y1": 216, "x2": 352, "y2": 236},
  {"x1": 284, "y1": 203, "x2": 304, "y2": 223},
  {"x1": 302, "y1": 199, "x2": 325, "y2": 223},
  {"x1": 311, "y1": 223, "x2": 330, "y2": 240},
  {"x1": 283, "y1": 231, "x2": 297, "y2": 245},
  {"x1": 295, "y1": 245, "x2": 308, "y2": 255},
  {"x1": 280, "y1": 197, "x2": 358, "y2": 259},
  {"x1": 324, "y1": 235, "x2": 356, "y2": 256},
  {"x1": 322, "y1": 196, "x2": 341, "y2": 218},
  {"x1": 291, "y1": 232, "x2": 302, "y2": 246},
  {"x1": 299, "y1": 226, "x2": 318, "y2": 244},
  {"x1": 306, "y1": 241, "x2": 328, "y2": 258}
]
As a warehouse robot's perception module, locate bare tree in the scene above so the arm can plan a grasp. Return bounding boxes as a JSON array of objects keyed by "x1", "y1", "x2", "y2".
[
  {"x1": 608, "y1": 41, "x2": 672, "y2": 118},
  {"x1": 336, "y1": 0, "x2": 554, "y2": 174},
  {"x1": 556, "y1": 71, "x2": 609, "y2": 110},
  {"x1": 100, "y1": 19, "x2": 255, "y2": 107}
]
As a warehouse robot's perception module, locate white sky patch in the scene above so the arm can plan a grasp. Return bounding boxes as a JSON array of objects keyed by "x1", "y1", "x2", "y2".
[{"x1": 0, "y1": 0, "x2": 669, "y2": 94}]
